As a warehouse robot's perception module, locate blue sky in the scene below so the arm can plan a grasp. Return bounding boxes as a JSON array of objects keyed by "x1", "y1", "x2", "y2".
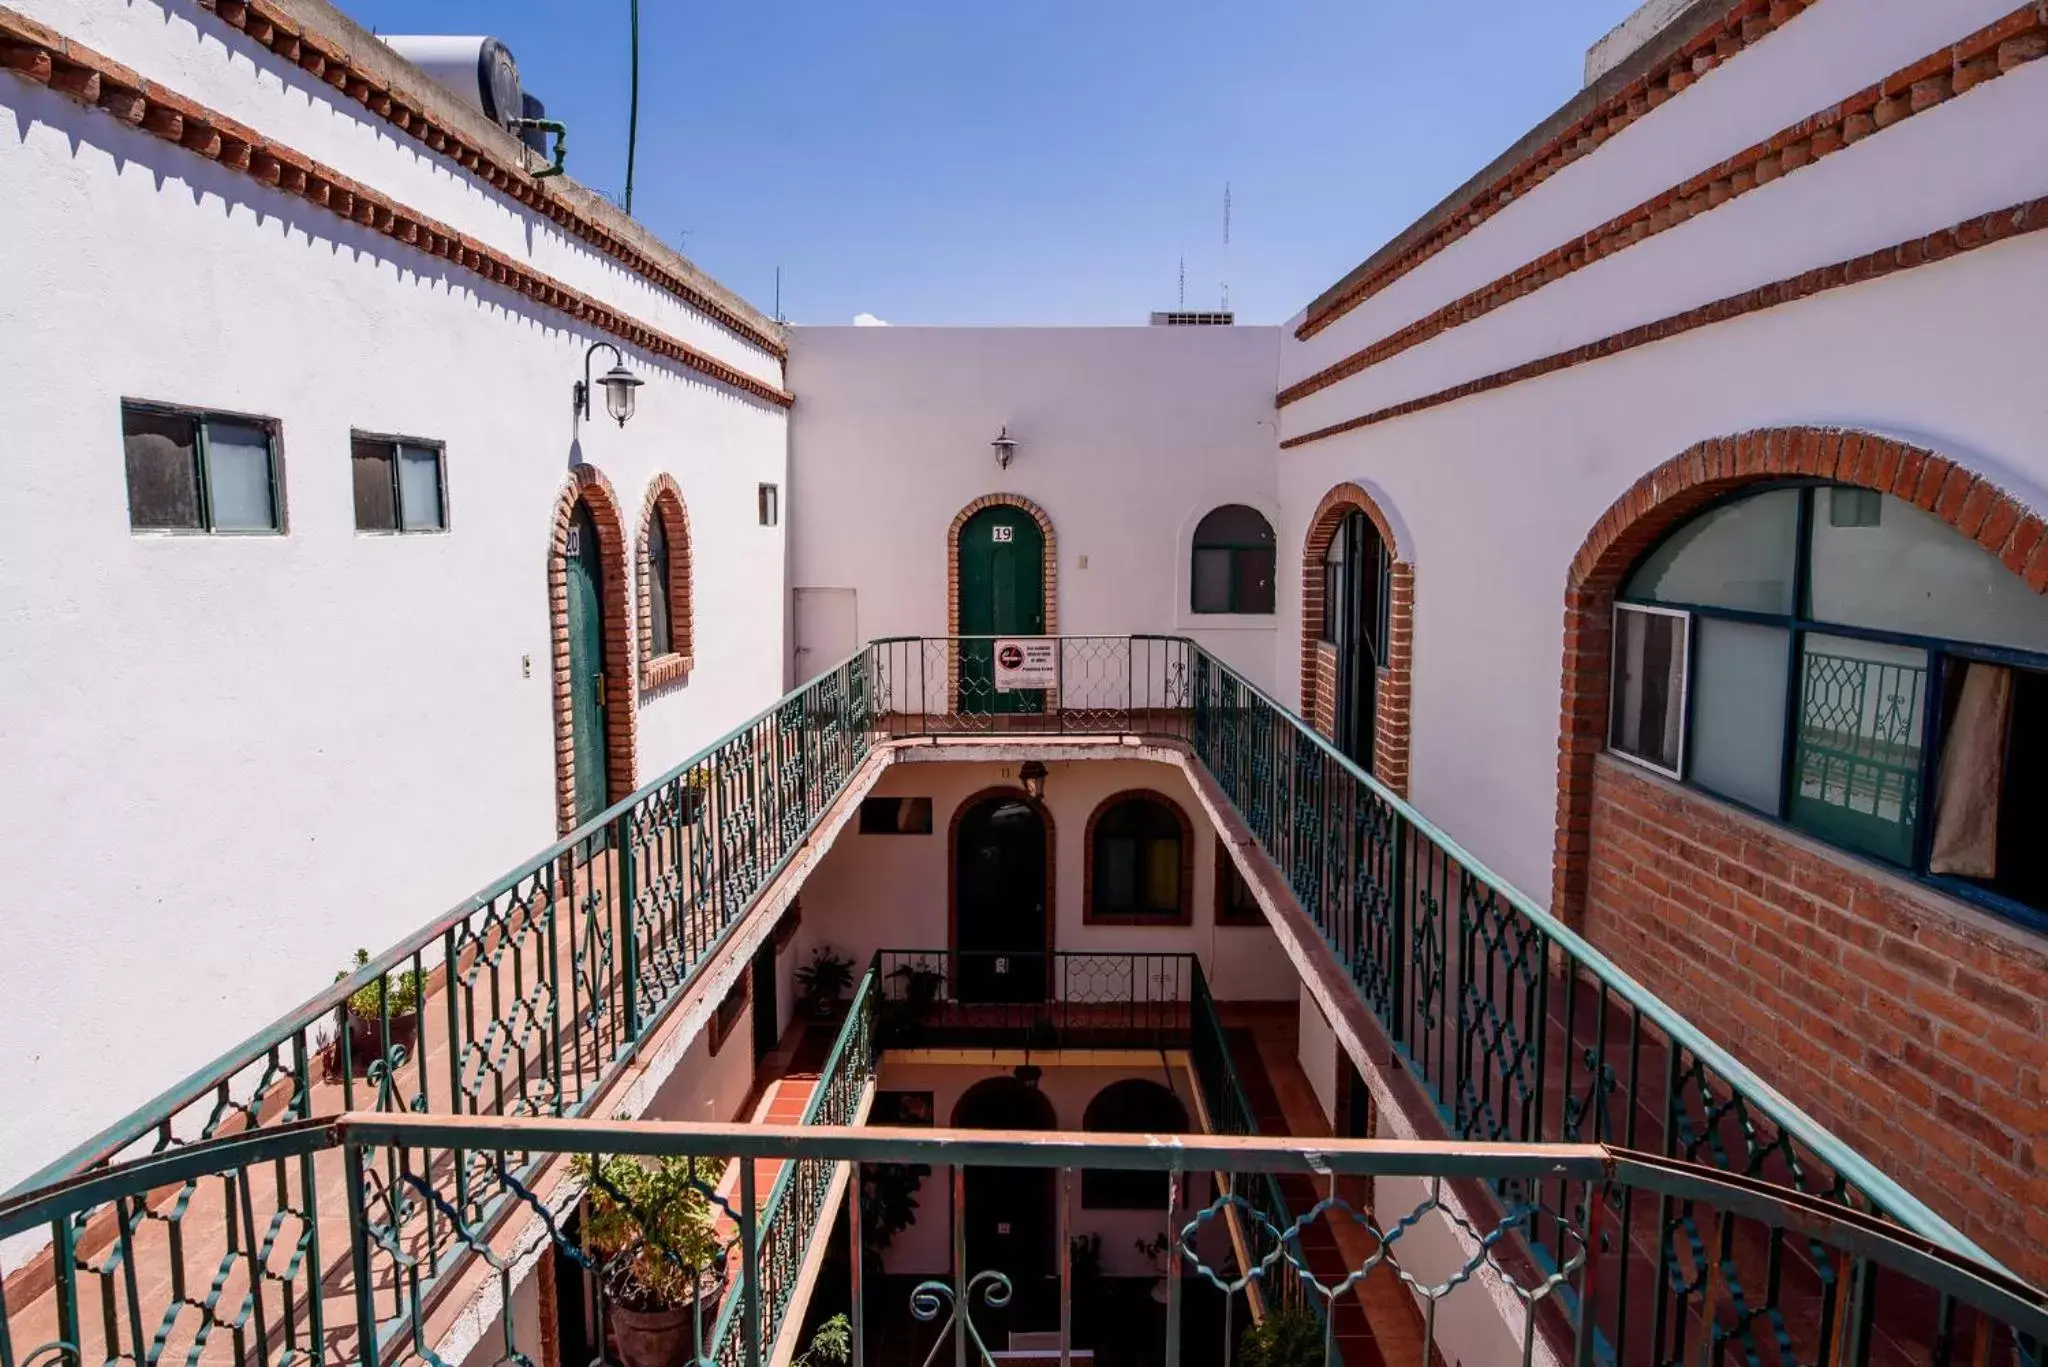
[{"x1": 343, "y1": 1, "x2": 1646, "y2": 326}]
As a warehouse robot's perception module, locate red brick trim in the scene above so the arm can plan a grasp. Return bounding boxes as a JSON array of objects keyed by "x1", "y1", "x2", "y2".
[
  {"x1": 1081, "y1": 789, "x2": 1197, "y2": 927},
  {"x1": 1550, "y1": 426, "x2": 2048, "y2": 927},
  {"x1": 1281, "y1": 195, "x2": 2048, "y2": 451},
  {"x1": 548, "y1": 466, "x2": 637, "y2": 835},
  {"x1": 637, "y1": 474, "x2": 695, "y2": 694},
  {"x1": 0, "y1": 10, "x2": 792, "y2": 408},
  {"x1": 945, "y1": 494, "x2": 1060, "y2": 708},
  {"x1": 1279, "y1": 4, "x2": 2048, "y2": 407},
  {"x1": 179, "y1": 0, "x2": 786, "y2": 358},
  {"x1": 1296, "y1": 0, "x2": 1818, "y2": 342},
  {"x1": 1299, "y1": 483, "x2": 1414, "y2": 797},
  {"x1": 945, "y1": 785, "x2": 1057, "y2": 963}
]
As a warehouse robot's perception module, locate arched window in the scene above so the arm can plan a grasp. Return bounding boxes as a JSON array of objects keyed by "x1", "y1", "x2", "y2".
[
  {"x1": 648, "y1": 513, "x2": 673, "y2": 657},
  {"x1": 1610, "y1": 481, "x2": 2048, "y2": 922},
  {"x1": 1086, "y1": 793, "x2": 1190, "y2": 924},
  {"x1": 1191, "y1": 505, "x2": 1276, "y2": 614},
  {"x1": 1081, "y1": 1079, "x2": 1189, "y2": 1208},
  {"x1": 638, "y1": 478, "x2": 693, "y2": 688}
]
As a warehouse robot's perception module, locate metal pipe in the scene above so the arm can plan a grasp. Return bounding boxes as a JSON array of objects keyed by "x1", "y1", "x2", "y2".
[{"x1": 624, "y1": 0, "x2": 640, "y2": 212}]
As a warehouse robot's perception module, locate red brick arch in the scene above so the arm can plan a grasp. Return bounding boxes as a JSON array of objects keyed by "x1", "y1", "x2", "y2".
[
  {"x1": 547, "y1": 465, "x2": 636, "y2": 834},
  {"x1": 1550, "y1": 425, "x2": 2048, "y2": 925},
  {"x1": 946, "y1": 493, "x2": 1059, "y2": 639},
  {"x1": 1299, "y1": 482, "x2": 1415, "y2": 796},
  {"x1": 637, "y1": 474, "x2": 694, "y2": 692}
]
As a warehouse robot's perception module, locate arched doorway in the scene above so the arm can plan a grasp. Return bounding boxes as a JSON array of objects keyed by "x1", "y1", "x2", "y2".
[
  {"x1": 565, "y1": 500, "x2": 610, "y2": 824},
  {"x1": 953, "y1": 500, "x2": 1051, "y2": 714},
  {"x1": 1321, "y1": 510, "x2": 1386, "y2": 769},
  {"x1": 952, "y1": 790, "x2": 1053, "y2": 1003},
  {"x1": 953, "y1": 1077, "x2": 1059, "y2": 1326},
  {"x1": 1079, "y1": 1079, "x2": 1188, "y2": 1211},
  {"x1": 549, "y1": 467, "x2": 634, "y2": 834},
  {"x1": 1301, "y1": 482, "x2": 1411, "y2": 792}
]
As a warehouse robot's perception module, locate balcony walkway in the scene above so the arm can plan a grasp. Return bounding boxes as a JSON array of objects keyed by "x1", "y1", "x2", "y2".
[{"x1": 1217, "y1": 1006, "x2": 1434, "y2": 1367}]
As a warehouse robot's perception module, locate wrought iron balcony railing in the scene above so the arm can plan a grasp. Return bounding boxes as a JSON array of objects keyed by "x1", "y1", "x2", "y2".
[
  {"x1": 1, "y1": 1110, "x2": 2040, "y2": 1367},
  {"x1": 3, "y1": 635, "x2": 2026, "y2": 1367},
  {"x1": 872, "y1": 949, "x2": 1195, "y2": 1053}
]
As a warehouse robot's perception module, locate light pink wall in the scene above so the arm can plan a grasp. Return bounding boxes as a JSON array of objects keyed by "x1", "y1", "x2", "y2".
[{"x1": 793, "y1": 756, "x2": 1298, "y2": 1002}]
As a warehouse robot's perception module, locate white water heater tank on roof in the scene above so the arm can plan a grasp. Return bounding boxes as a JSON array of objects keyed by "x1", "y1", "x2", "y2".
[{"x1": 378, "y1": 35, "x2": 523, "y2": 132}]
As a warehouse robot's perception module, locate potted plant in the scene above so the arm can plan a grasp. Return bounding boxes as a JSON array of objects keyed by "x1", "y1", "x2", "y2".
[
  {"x1": 1134, "y1": 1232, "x2": 1172, "y2": 1305},
  {"x1": 792, "y1": 1314, "x2": 851, "y2": 1367},
  {"x1": 576, "y1": 1152, "x2": 729, "y2": 1367},
  {"x1": 887, "y1": 962, "x2": 943, "y2": 1012},
  {"x1": 796, "y1": 947, "x2": 856, "y2": 1018},
  {"x1": 676, "y1": 769, "x2": 711, "y2": 827},
  {"x1": 859, "y1": 1160, "x2": 930, "y2": 1259},
  {"x1": 329, "y1": 949, "x2": 424, "y2": 1076},
  {"x1": 1238, "y1": 1306, "x2": 1324, "y2": 1367}
]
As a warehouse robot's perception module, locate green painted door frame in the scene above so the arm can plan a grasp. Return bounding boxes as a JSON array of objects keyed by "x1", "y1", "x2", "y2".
[
  {"x1": 566, "y1": 501, "x2": 610, "y2": 826},
  {"x1": 957, "y1": 505, "x2": 1047, "y2": 715}
]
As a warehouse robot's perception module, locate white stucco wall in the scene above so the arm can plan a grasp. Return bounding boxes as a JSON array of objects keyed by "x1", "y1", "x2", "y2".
[
  {"x1": 1272, "y1": 0, "x2": 2048, "y2": 905},
  {"x1": 793, "y1": 757, "x2": 1299, "y2": 1004},
  {"x1": 786, "y1": 325, "x2": 1285, "y2": 693},
  {"x1": 0, "y1": 22, "x2": 787, "y2": 1207},
  {"x1": 1295, "y1": 990, "x2": 1339, "y2": 1129}
]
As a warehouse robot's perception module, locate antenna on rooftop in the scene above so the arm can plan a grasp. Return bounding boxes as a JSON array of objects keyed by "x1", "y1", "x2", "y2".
[
  {"x1": 774, "y1": 266, "x2": 784, "y2": 325},
  {"x1": 1178, "y1": 255, "x2": 1186, "y2": 309},
  {"x1": 1221, "y1": 181, "x2": 1232, "y2": 313}
]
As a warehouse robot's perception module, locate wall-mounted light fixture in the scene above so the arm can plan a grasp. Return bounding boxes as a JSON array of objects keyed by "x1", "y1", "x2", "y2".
[
  {"x1": 1018, "y1": 760, "x2": 1048, "y2": 801},
  {"x1": 990, "y1": 425, "x2": 1018, "y2": 470},
  {"x1": 574, "y1": 341, "x2": 644, "y2": 428}
]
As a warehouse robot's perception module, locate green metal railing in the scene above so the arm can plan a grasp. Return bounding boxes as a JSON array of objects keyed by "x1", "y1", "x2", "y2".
[
  {"x1": 6, "y1": 633, "x2": 2027, "y2": 1367},
  {"x1": 707, "y1": 968, "x2": 878, "y2": 1367},
  {"x1": 1189, "y1": 973, "x2": 1327, "y2": 1341},
  {"x1": 3, "y1": 1113, "x2": 2041, "y2": 1367},
  {"x1": 873, "y1": 949, "x2": 1195, "y2": 1052}
]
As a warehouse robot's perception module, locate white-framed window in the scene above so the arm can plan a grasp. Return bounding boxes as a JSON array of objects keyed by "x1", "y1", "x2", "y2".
[{"x1": 1609, "y1": 603, "x2": 1689, "y2": 779}]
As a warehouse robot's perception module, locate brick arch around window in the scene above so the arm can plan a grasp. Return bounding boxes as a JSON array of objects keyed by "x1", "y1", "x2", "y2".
[
  {"x1": 1551, "y1": 426, "x2": 2048, "y2": 1282},
  {"x1": 1082, "y1": 788, "x2": 1197, "y2": 926},
  {"x1": 1300, "y1": 482, "x2": 1415, "y2": 797},
  {"x1": 548, "y1": 465, "x2": 636, "y2": 834},
  {"x1": 637, "y1": 474, "x2": 695, "y2": 692}
]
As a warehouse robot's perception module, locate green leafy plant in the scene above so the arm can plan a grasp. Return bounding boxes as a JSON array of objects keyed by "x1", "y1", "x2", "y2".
[
  {"x1": 797, "y1": 948, "x2": 856, "y2": 1007},
  {"x1": 859, "y1": 1161, "x2": 930, "y2": 1256},
  {"x1": 1068, "y1": 1233, "x2": 1103, "y2": 1285},
  {"x1": 1238, "y1": 1306, "x2": 1325, "y2": 1367},
  {"x1": 574, "y1": 1153, "x2": 728, "y2": 1311},
  {"x1": 335, "y1": 948, "x2": 423, "y2": 1022},
  {"x1": 793, "y1": 1314, "x2": 851, "y2": 1367}
]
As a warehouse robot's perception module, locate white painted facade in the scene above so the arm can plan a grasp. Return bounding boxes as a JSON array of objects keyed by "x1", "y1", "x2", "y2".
[
  {"x1": 785, "y1": 324, "x2": 1285, "y2": 694},
  {"x1": 1275, "y1": 0, "x2": 2048, "y2": 901},
  {"x1": 0, "y1": 0, "x2": 788, "y2": 1202}
]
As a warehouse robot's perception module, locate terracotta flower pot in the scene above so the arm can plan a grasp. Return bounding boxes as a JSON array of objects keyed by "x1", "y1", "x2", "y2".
[
  {"x1": 344, "y1": 1011, "x2": 419, "y2": 1074},
  {"x1": 607, "y1": 1281, "x2": 726, "y2": 1367}
]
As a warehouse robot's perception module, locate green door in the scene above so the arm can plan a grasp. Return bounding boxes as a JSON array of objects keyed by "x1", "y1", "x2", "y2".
[
  {"x1": 958, "y1": 506, "x2": 1046, "y2": 715},
  {"x1": 566, "y1": 501, "x2": 610, "y2": 826}
]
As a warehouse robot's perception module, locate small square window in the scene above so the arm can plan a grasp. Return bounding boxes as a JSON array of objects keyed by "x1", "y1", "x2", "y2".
[
  {"x1": 859, "y1": 796, "x2": 933, "y2": 834},
  {"x1": 123, "y1": 402, "x2": 282, "y2": 533},
  {"x1": 352, "y1": 434, "x2": 446, "y2": 532},
  {"x1": 709, "y1": 969, "x2": 750, "y2": 1054},
  {"x1": 758, "y1": 483, "x2": 780, "y2": 527},
  {"x1": 1827, "y1": 487, "x2": 1883, "y2": 528},
  {"x1": 1609, "y1": 604, "x2": 1688, "y2": 778}
]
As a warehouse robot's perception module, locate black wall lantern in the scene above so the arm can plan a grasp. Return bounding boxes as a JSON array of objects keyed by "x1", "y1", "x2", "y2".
[
  {"x1": 990, "y1": 425, "x2": 1018, "y2": 470},
  {"x1": 575, "y1": 340, "x2": 644, "y2": 427},
  {"x1": 1018, "y1": 760, "x2": 1048, "y2": 801}
]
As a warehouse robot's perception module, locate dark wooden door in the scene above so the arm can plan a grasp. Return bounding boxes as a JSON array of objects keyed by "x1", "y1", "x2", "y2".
[
  {"x1": 1327, "y1": 511, "x2": 1384, "y2": 772},
  {"x1": 751, "y1": 940, "x2": 779, "y2": 1066},
  {"x1": 954, "y1": 795, "x2": 1049, "y2": 1003},
  {"x1": 958, "y1": 506, "x2": 1046, "y2": 715}
]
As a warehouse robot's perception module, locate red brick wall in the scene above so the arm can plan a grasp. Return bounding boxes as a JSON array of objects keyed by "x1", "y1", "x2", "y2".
[
  {"x1": 1585, "y1": 754, "x2": 2048, "y2": 1281},
  {"x1": 548, "y1": 466, "x2": 637, "y2": 834}
]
